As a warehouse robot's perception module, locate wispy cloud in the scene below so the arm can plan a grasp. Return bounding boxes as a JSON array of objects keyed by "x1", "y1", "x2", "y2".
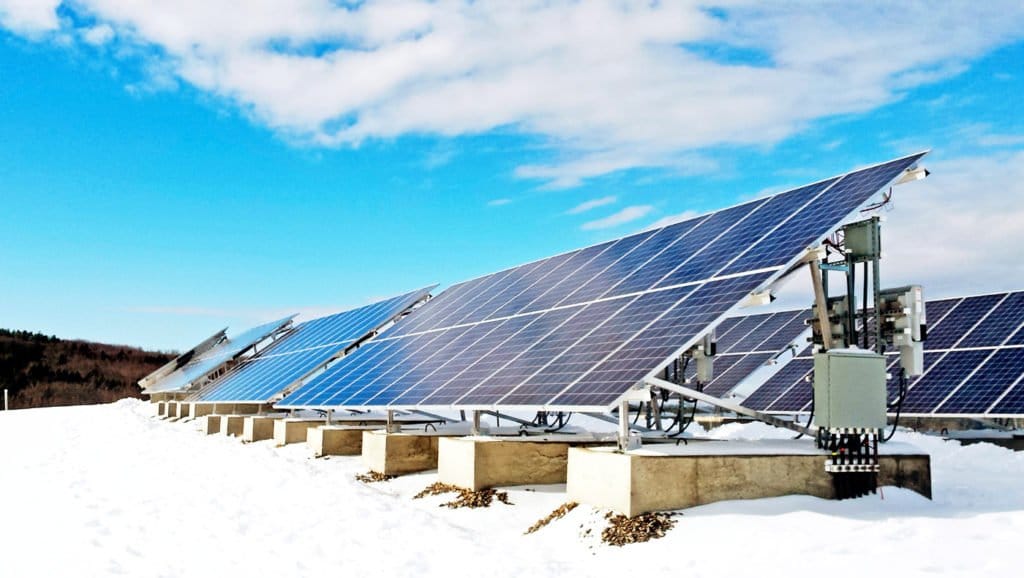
[
  {"x1": 581, "y1": 205, "x2": 653, "y2": 231},
  {"x1": 566, "y1": 196, "x2": 616, "y2": 215},
  {"x1": 487, "y1": 198, "x2": 512, "y2": 207},
  {"x1": 3, "y1": 2, "x2": 1024, "y2": 186},
  {"x1": 976, "y1": 134, "x2": 1024, "y2": 147},
  {"x1": 644, "y1": 210, "x2": 700, "y2": 231}
]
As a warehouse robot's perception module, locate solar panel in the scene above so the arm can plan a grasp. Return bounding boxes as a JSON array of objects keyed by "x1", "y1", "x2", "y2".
[
  {"x1": 678, "y1": 309, "x2": 811, "y2": 398},
  {"x1": 187, "y1": 286, "x2": 435, "y2": 404},
  {"x1": 742, "y1": 291, "x2": 1024, "y2": 417},
  {"x1": 280, "y1": 153, "x2": 926, "y2": 412},
  {"x1": 142, "y1": 316, "x2": 294, "y2": 394}
]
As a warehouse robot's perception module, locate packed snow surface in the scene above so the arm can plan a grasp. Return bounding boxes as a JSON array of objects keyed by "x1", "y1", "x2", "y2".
[{"x1": 1, "y1": 400, "x2": 1022, "y2": 577}]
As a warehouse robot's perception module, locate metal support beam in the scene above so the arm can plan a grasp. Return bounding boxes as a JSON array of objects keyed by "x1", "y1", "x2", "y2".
[
  {"x1": 618, "y1": 400, "x2": 630, "y2": 451},
  {"x1": 471, "y1": 410, "x2": 482, "y2": 436},
  {"x1": 480, "y1": 410, "x2": 532, "y2": 427},
  {"x1": 326, "y1": 409, "x2": 333, "y2": 426},
  {"x1": 646, "y1": 377, "x2": 816, "y2": 437},
  {"x1": 386, "y1": 410, "x2": 400, "y2": 433},
  {"x1": 809, "y1": 258, "x2": 833, "y2": 351}
]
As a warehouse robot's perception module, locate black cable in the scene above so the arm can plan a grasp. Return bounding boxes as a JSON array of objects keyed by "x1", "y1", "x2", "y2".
[
  {"x1": 883, "y1": 372, "x2": 907, "y2": 442},
  {"x1": 543, "y1": 412, "x2": 573, "y2": 433},
  {"x1": 794, "y1": 395, "x2": 814, "y2": 440}
]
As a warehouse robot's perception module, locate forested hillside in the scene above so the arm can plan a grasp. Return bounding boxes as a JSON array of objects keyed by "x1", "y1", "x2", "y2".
[{"x1": 0, "y1": 329, "x2": 175, "y2": 409}]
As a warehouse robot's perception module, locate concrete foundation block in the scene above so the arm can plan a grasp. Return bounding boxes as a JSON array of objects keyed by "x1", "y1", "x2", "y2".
[
  {"x1": 202, "y1": 415, "x2": 222, "y2": 435},
  {"x1": 156, "y1": 401, "x2": 166, "y2": 417},
  {"x1": 221, "y1": 415, "x2": 245, "y2": 437},
  {"x1": 273, "y1": 418, "x2": 325, "y2": 446},
  {"x1": 438, "y1": 436, "x2": 605, "y2": 490},
  {"x1": 241, "y1": 416, "x2": 278, "y2": 442},
  {"x1": 308, "y1": 425, "x2": 377, "y2": 457},
  {"x1": 176, "y1": 402, "x2": 192, "y2": 420},
  {"x1": 167, "y1": 401, "x2": 181, "y2": 419},
  {"x1": 362, "y1": 431, "x2": 456, "y2": 475},
  {"x1": 567, "y1": 441, "x2": 931, "y2": 517},
  {"x1": 188, "y1": 403, "x2": 215, "y2": 420}
]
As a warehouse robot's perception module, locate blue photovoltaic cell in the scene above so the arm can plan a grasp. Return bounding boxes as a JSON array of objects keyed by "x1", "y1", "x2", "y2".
[
  {"x1": 742, "y1": 357, "x2": 813, "y2": 412},
  {"x1": 989, "y1": 371, "x2": 1024, "y2": 415},
  {"x1": 900, "y1": 349, "x2": 993, "y2": 414},
  {"x1": 924, "y1": 293, "x2": 1005, "y2": 350},
  {"x1": 958, "y1": 293, "x2": 1024, "y2": 348},
  {"x1": 277, "y1": 153, "x2": 926, "y2": 410},
  {"x1": 936, "y1": 348, "x2": 1024, "y2": 414},
  {"x1": 701, "y1": 353, "x2": 774, "y2": 398},
  {"x1": 679, "y1": 309, "x2": 809, "y2": 397},
  {"x1": 191, "y1": 287, "x2": 432, "y2": 403},
  {"x1": 756, "y1": 311, "x2": 810, "y2": 351}
]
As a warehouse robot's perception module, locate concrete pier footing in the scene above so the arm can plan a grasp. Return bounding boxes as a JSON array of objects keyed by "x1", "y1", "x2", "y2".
[
  {"x1": 176, "y1": 402, "x2": 192, "y2": 420},
  {"x1": 165, "y1": 401, "x2": 179, "y2": 419},
  {"x1": 362, "y1": 431, "x2": 460, "y2": 475},
  {"x1": 221, "y1": 415, "x2": 246, "y2": 437},
  {"x1": 438, "y1": 436, "x2": 609, "y2": 490},
  {"x1": 156, "y1": 401, "x2": 166, "y2": 417},
  {"x1": 188, "y1": 403, "x2": 216, "y2": 420},
  {"x1": 242, "y1": 416, "x2": 279, "y2": 442},
  {"x1": 202, "y1": 414, "x2": 222, "y2": 435},
  {"x1": 273, "y1": 418, "x2": 325, "y2": 446},
  {"x1": 308, "y1": 425, "x2": 380, "y2": 457},
  {"x1": 566, "y1": 440, "x2": 932, "y2": 516}
]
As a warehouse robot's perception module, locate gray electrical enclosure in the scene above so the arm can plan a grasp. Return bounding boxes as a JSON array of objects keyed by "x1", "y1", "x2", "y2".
[{"x1": 812, "y1": 350, "x2": 887, "y2": 430}]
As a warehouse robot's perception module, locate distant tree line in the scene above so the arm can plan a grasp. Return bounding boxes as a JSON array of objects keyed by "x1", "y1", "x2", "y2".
[{"x1": 0, "y1": 328, "x2": 175, "y2": 409}]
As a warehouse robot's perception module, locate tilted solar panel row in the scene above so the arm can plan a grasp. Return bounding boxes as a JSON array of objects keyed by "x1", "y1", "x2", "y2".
[
  {"x1": 279, "y1": 152, "x2": 927, "y2": 412},
  {"x1": 142, "y1": 316, "x2": 294, "y2": 395},
  {"x1": 188, "y1": 286, "x2": 435, "y2": 404}
]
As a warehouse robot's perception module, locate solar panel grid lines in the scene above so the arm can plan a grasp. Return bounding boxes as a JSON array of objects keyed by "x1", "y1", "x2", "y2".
[
  {"x1": 677, "y1": 309, "x2": 810, "y2": 398},
  {"x1": 490, "y1": 285, "x2": 700, "y2": 407},
  {"x1": 987, "y1": 354, "x2": 1024, "y2": 414},
  {"x1": 929, "y1": 295, "x2": 1024, "y2": 411},
  {"x1": 897, "y1": 292, "x2": 1010, "y2": 412},
  {"x1": 188, "y1": 286, "x2": 434, "y2": 404},
  {"x1": 936, "y1": 348, "x2": 1024, "y2": 414},
  {"x1": 276, "y1": 151, "x2": 928, "y2": 411},
  {"x1": 548, "y1": 271, "x2": 775, "y2": 407},
  {"x1": 701, "y1": 353, "x2": 776, "y2": 398}
]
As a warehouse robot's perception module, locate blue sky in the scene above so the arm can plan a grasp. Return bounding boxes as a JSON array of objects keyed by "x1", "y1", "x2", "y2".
[{"x1": 1, "y1": 2, "x2": 1023, "y2": 351}]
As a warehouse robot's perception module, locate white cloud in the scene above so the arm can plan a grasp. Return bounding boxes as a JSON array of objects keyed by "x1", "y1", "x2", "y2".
[
  {"x1": 487, "y1": 198, "x2": 512, "y2": 207},
  {"x1": 4, "y1": 2, "x2": 1024, "y2": 185},
  {"x1": 0, "y1": 0, "x2": 61, "y2": 34},
  {"x1": 581, "y1": 205, "x2": 652, "y2": 231},
  {"x1": 644, "y1": 210, "x2": 701, "y2": 231},
  {"x1": 82, "y1": 24, "x2": 114, "y2": 46},
  {"x1": 976, "y1": 134, "x2": 1024, "y2": 147},
  {"x1": 566, "y1": 196, "x2": 616, "y2": 215}
]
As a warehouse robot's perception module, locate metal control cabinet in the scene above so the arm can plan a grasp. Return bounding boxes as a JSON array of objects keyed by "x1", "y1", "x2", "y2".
[{"x1": 812, "y1": 350, "x2": 887, "y2": 430}]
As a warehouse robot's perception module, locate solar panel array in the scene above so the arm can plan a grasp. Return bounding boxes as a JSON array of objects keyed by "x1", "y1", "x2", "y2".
[
  {"x1": 142, "y1": 317, "x2": 294, "y2": 394},
  {"x1": 189, "y1": 287, "x2": 435, "y2": 403},
  {"x1": 683, "y1": 309, "x2": 810, "y2": 398},
  {"x1": 742, "y1": 291, "x2": 1024, "y2": 417},
  {"x1": 278, "y1": 152, "x2": 927, "y2": 411}
]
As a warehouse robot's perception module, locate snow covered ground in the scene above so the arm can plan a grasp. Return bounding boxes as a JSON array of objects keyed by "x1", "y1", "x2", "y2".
[{"x1": 1, "y1": 399, "x2": 1021, "y2": 577}]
